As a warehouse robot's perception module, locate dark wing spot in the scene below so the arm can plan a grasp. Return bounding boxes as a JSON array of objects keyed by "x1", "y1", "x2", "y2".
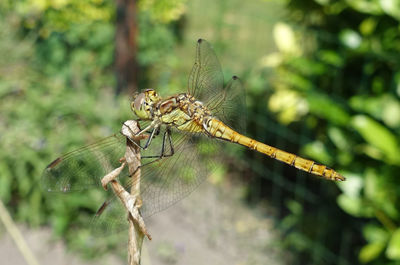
[
  {"x1": 46, "y1": 157, "x2": 62, "y2": 169},
  {"x1": 95, "y1": 201, "x2": 110, "y2": 217}
]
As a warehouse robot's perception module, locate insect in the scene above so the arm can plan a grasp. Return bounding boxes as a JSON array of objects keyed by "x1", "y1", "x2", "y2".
[{"x1": 43, "y1": 39, "x2": 344, "y2": 233}]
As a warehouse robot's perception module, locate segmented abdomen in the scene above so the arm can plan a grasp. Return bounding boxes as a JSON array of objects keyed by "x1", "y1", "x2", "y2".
[{"x1": 204, "y1": 117, "x2": 345, "y2": 181}]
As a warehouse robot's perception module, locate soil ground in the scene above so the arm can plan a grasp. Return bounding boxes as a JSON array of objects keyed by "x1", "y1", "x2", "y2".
[{"x1": 0, "y1": 180, "x2": 285, "y2": 265}]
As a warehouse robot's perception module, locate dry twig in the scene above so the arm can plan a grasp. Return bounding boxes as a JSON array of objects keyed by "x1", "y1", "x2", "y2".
[{"x1": 101, "y1": 120, "x2": 150, "y2": 265}]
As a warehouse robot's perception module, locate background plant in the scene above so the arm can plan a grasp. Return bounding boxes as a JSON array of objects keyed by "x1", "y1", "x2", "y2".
[{"x1": 1, "y1": 0, "x2": 400, "y2": 264}]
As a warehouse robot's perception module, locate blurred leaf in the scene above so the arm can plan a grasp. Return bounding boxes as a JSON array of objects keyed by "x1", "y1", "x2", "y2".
[
  {"x1": 382, "y1": 97, "x2": 400, "y2": 129},
  {"x1": 268, "y1": 89, "x2": 309, "y2": 124},
  {"x1": 287, "y1": 199, "x2": 303, "y2": 215},
  {"x1": 328, "y1": 126, "x2": 350, "y2": 151},
  {"x1": 387, "y1": 228, "x2": 400, "y2": 260},
  {"x1": 363, "y1": 224, "x2": 389, "y2": 243},
  {"x1": 359, "y1": 241, "x2": 386, "y2": 263},
  {"x1": 351, "y1": 115, "x2": 400, "y2": 164},
  {"x1": 306, "y1": 92, "x2": 351, "y2": 125},
  {"x1": 359, "y1": 17, "x2": 378, "y2": 36},
  {"x1": 337, "y1": 173, "x2": 363, "y2": 198},
  {"x1": 337, "y1": 174, "x2": 375, "y2": 217},
  {"x1": 302, "y1": 141, "x2": 333, "y2": 165},
  {"x1": 317, "y1": 50, "x2": 344, "y2": 67},
  {"x1": 139, "y1": 0, "x2": 187, "y2": 23},
  {"x1": 287, "y1": 57, "x2": 327, "y2": 76},
  {"x1": 379, "y1": 0, "x2": 400, "y2": 21},
  {"x1": 340, "y1": 29, "x2": 362, "y2": 49},
  {"x1": 346, "y1": 0, "x2": 383, "y2": 15},
  {"x1": 337, "y1": 194, "x2": 374, "y2": 218},
  {"x1": 137, "y1": 13, "x2": 176, "y2": 66},
  {"x1": 350, "y1": 95, "x2": 383, "y2": 119},
  {"x1": 273, "y1": 22, "x2": 301, "y2": 55},
  {"x1": 364, "y1": 170, "x2": 400, "y2": 220},
  {"x1": 280, "y1": 70, "x2": 314, "y2": 91},
  {"x1": 260, "y1": 52, "x2": 283, "y2": 68}
]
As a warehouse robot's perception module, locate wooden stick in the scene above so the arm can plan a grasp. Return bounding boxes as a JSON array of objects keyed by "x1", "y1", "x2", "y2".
[{"x1": 102, "y1": 120, "x2": 150, "y2": 265}]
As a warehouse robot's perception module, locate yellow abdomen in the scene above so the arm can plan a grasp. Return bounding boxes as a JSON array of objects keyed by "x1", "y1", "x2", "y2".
[{"x1": 205, "y1": 118, "x2": 345, "y2": 181}]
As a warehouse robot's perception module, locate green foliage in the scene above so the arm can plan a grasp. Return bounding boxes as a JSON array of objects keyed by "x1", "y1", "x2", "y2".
[
  {"x1": 0, "y1": 0, "x2": 184, "y2": 258},
  {"x1": 263, "y1": 0, "x2": 400, "y2": 264},
  {"x1": 139, "y1": 0, "x2": 187, "y2": 23},
  {"x1": 3, "y1": 0, "x2": 400, "y2": 263}
]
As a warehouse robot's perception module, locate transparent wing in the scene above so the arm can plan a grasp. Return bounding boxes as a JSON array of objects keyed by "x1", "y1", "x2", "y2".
[
  {"x1": 134, "y1": 126, "x2": 217, "y2": 218},
  {"x1": 210, "y1": 76, "x2": 247, "y2": 134},
  {"x1": 188, "y1": 39, "x2": 246, "y2": 134},
  {"x1": 89, "y1": 197, "x2": 129, "y2": 236},
  {"x1": 188, "y1": 39, "x2": 224, "y2": 104},
  {"x1": 43, "y1": 126, "x2": 221, "y2": 235},
  {"x1": 88, "y1": 126, "x2": 220, "y2": 235},
  {"x1": 42, "y1": 134, "x2": 128, "y2": 193},
  {"x1": 42, "y1": 133, "x2": 130, "y2": 236}
]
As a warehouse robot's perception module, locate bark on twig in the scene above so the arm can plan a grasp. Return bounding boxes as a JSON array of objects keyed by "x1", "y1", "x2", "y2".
[{"x1": 101, "y1": 120, "x2": 150, "y2": 265}]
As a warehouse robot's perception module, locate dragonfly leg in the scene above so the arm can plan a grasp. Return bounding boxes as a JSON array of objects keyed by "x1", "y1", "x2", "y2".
[
  {"x1": 141, "y1": 127, "x2": 174, "y2": 159},
  {"x1": 135, "y1": 120, "x2": 157, "y2": 136},
  {"x1": 142, "y1": 125, "x2": 160, "y2": 150},
  {"x1": 166, "y1": 127, "x2": 174, "y2": 156},
  {"x1": 128, "y1": 128, "x2": 174, "y2": 178},
  {"x1": 122, "y1": 121, "x2": 160, "y2": 150}
]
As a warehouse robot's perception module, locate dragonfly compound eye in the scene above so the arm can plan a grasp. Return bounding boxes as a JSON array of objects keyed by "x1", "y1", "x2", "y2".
[{"x1": 133, "y1": 93, "x2": 145, "y2": 110}]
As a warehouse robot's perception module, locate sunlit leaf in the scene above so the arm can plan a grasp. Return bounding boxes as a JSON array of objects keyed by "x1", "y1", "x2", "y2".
[
  {"x1": 328, "y1": 126, "x2": 350, "y2": 151},
  {"x1": 281, "y1": 70, "x2": 314, "y2": 91},
  {"x1": 379, "y1": 0, "x2": 400, "y2": 21},
  {"x1": 387, "y1": 228, "x2": 400, "y2": 260},
  {"x1": 351, "y1": 115, "x2": 400, "y2": 164},
  {"x1": 139, "y1": 0, "x2": 187, "y2": 23},
  {"x1": 273, "y1": 22, "x2": 302, "y2": 55},
  {"x1": 337, "y1": 194, "x2": 374, "y2": 218},
  {"x1": 345, "y1": 0, "x2": 383, "y2": 15},
  {"x1": 268, "y1": 89, "x2": 309, "y2": 124},
  {"x1": 317, "y1": 50, "x2": 344, "y2": 67},
  {"x1": 287, "y1": 57, "x2": 327, "y2": 76},
  {"x1": 340, "y1": 29, "x2": 362, "y2": 49},
  {"x1": 337, "y1": 173, "x2": 363, "y2": 198},
  {"x1": 302, "y1": 141, "x2": 333, "y2": 165},
  {"x1": 363, "y1": 224, "x2": 389, "y2": 243},
  {"x1": 350, "y1": 93, "x2": 400, "y2": 128},
  {"x1": 350, "y1": 95, "x2": 383, "y2": 120},
  {"x1": 382, "y1": 98, "x2": 400, "y2": 128},
  {"x1": 306, "y1": 92, "x2": 351, "y2": 125},
  {"x1": 359, "y1": 17, "x2": 378, "y2": 35},
  {"x1": 364, "y1": 170, "x2": 400, "y2": 220},
  {"x1": 359, "y1": 241, "x2": 386, "y2": 263}
]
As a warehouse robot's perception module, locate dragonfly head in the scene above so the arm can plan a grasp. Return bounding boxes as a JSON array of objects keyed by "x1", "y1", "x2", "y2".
[{"x1": 131, "y1": 89, "x2": 161, "y2": 120}]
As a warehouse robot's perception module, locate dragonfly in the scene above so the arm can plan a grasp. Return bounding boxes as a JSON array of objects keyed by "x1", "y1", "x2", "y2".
[{"x1": 43, "y1": 39, "x2": 344, "y2": 233}]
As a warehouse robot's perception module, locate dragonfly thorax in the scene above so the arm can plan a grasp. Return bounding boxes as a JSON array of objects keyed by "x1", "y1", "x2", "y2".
[
  {"x1": 141, "y1": 92, "x2": 212, "y2": 133},
  {"x1": 176, "y1": 93, "x2": 211, "y2": 120}
]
